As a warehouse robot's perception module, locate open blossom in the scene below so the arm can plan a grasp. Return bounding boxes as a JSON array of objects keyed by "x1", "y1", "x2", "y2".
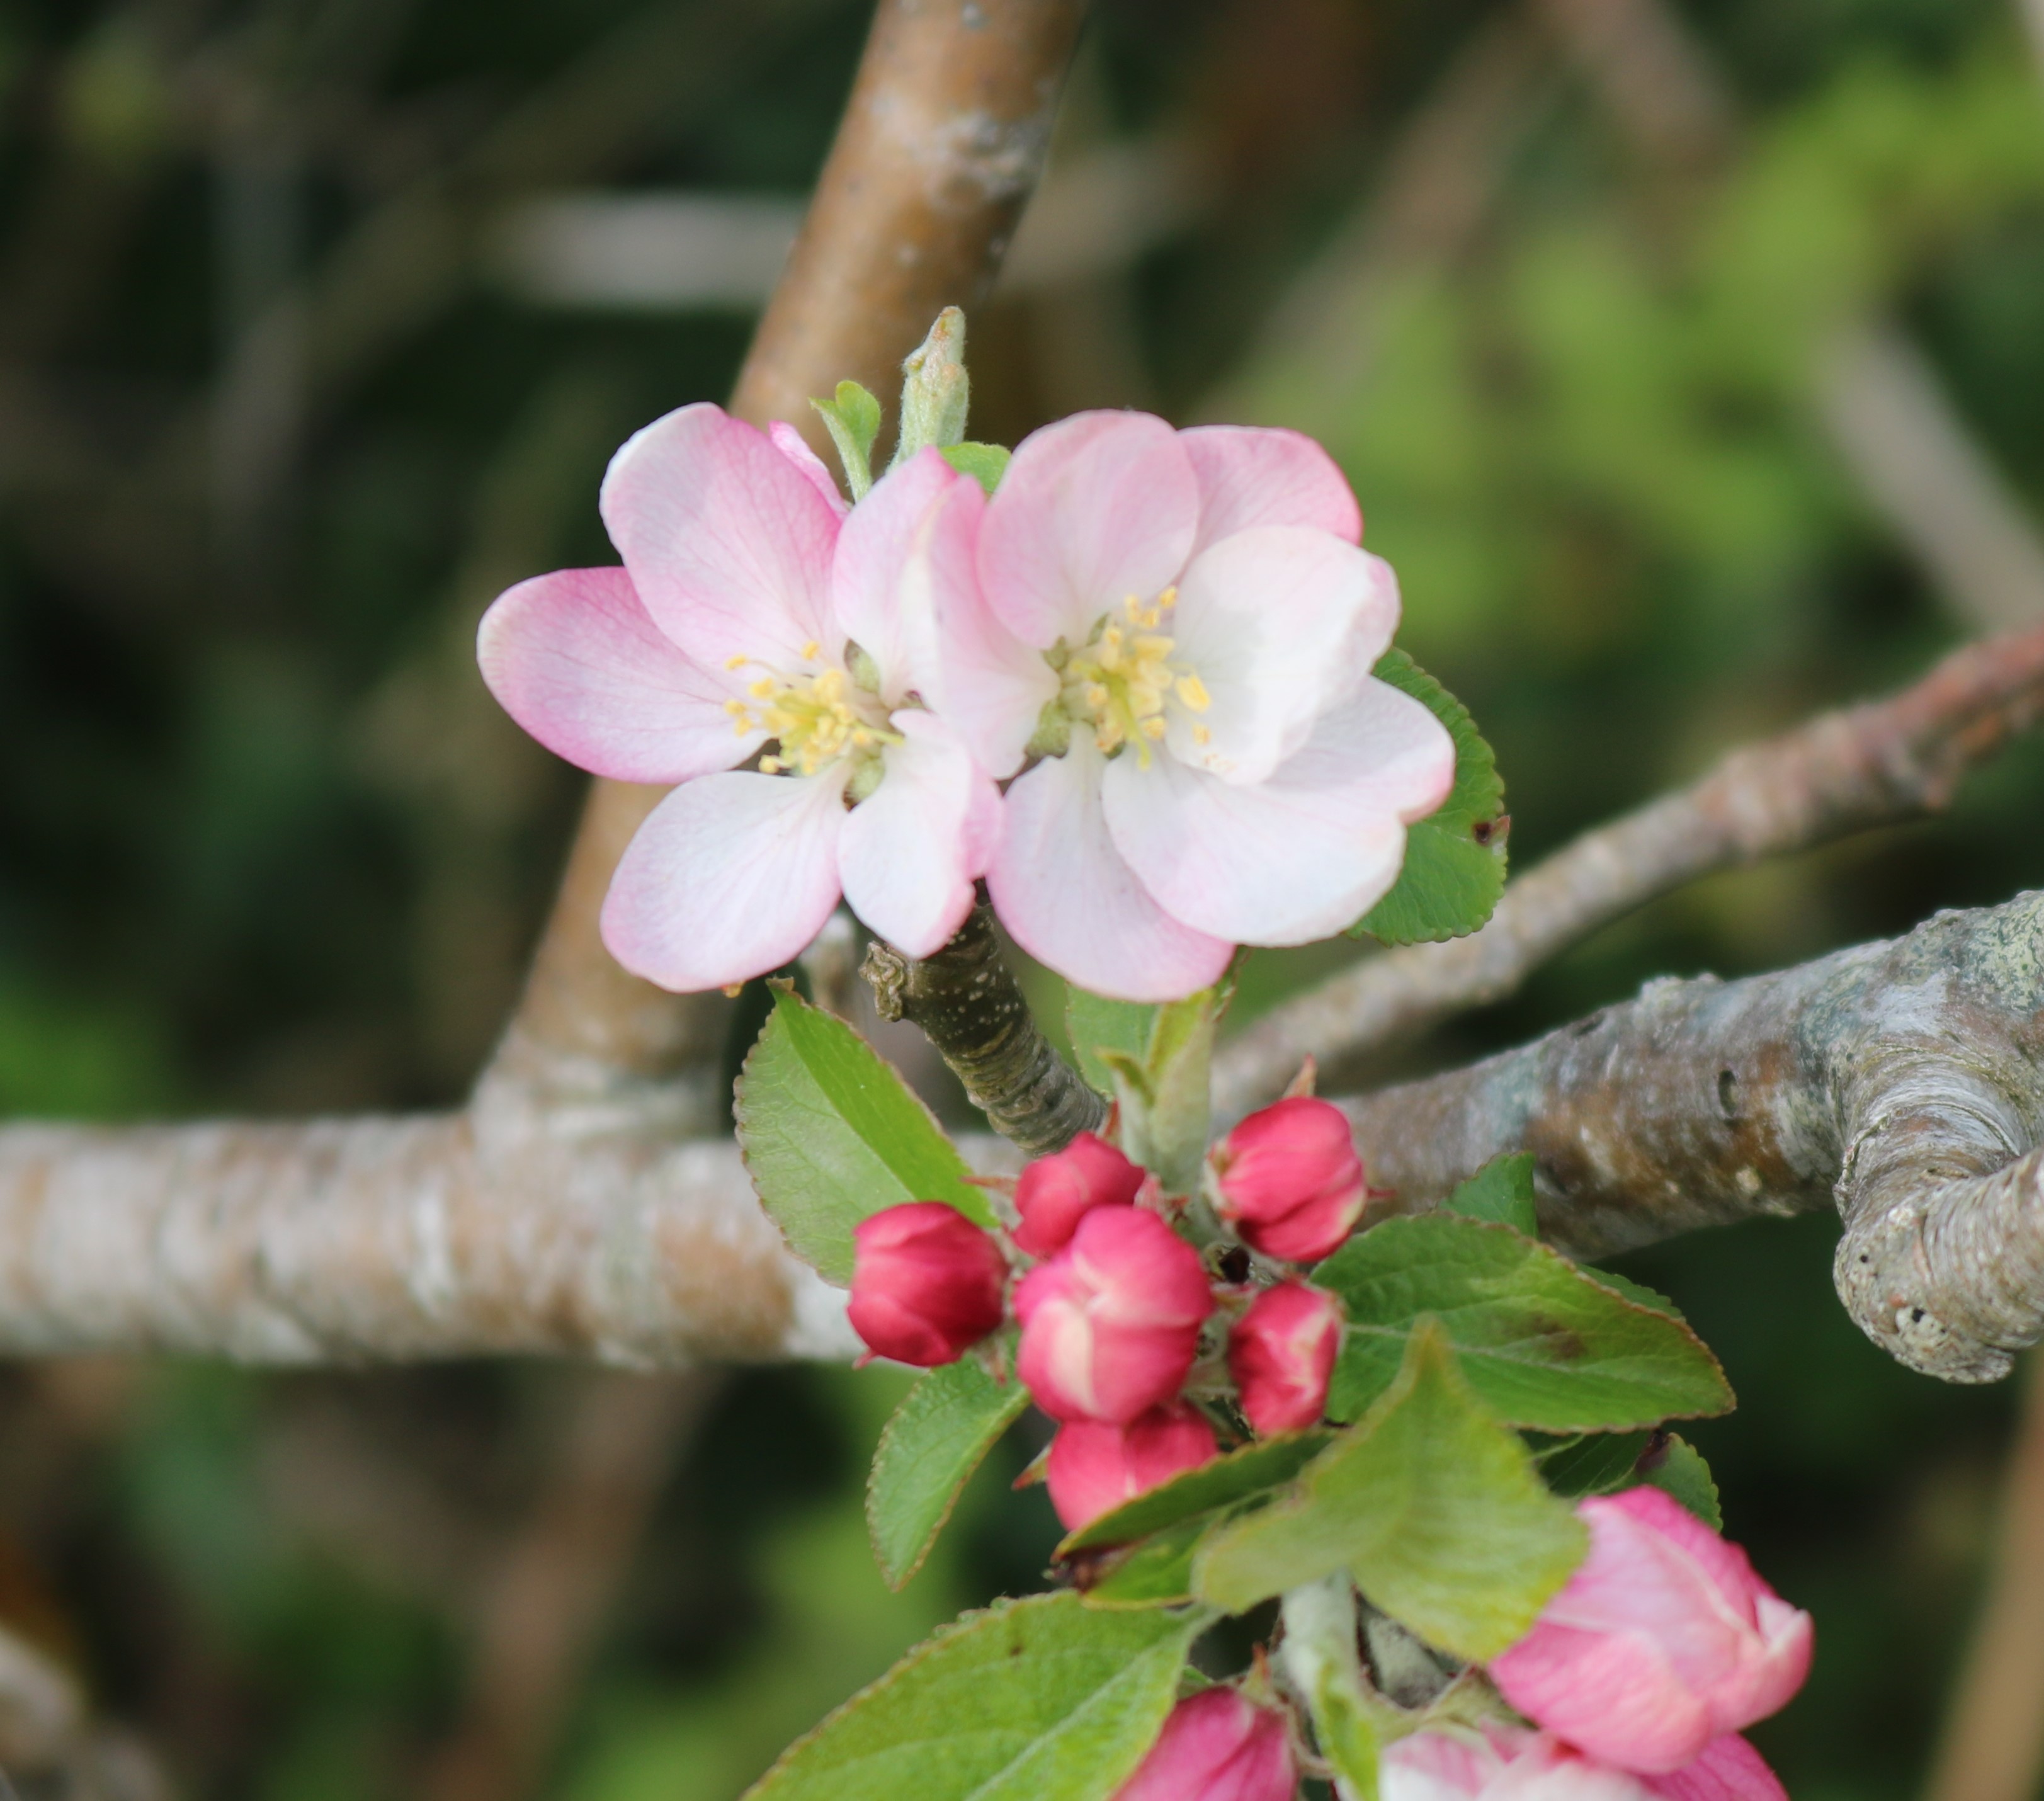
[
  {"x1": 1381, "y1": 1729, "x2": 1786, "y2": 1801},
  {"x1": 1489, "y1": 1489, "x2": 1814, "y2": 1776},
  {"x1": 1015, "y1": 1206, "x2": 1213, "y2": 1422},
  {"x1": 846, "y1": 1202, "x2": 1008, "y2": 1367},
  {"x1": 1212, "y1": 1097, "x2": 1368, "y2": 1263},
  {"x1": 1227, "y1": 1281, "x2": 1342, "y2": 1435},
  {"x1": 1013, "y1": 1131, "x2": 1147, "y2": 1258},
  {"x1": 1046, "y1": 1402, "x2": 1220, "y2": 1531},
  {"x1": 915, "y1": 410, "x2": 1456, "y2": 1001},
  {"x1": 478, "y1": 406, "x2": 997, "y2": 992},
  {"x1": 1112, "y1": 1688, "x2": 1297, "y2": 1801}
]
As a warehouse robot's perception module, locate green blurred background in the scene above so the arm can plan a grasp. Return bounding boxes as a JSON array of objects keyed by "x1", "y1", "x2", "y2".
[{"x1": 1, "y1": 0, "x2": 2042, "y2": 1796}]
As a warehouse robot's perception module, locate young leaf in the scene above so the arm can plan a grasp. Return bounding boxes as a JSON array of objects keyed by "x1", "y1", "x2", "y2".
[
  {"x1": 1317, "y1": 1216, "x2": 1734, "y2": 1433},
  {"x1": 812, "y1": 380, "x2": 882, "y2": 501},
  {"x1": 1192, "y1": 1321, "x2": 1587, "y2": 1660},
  {"x1": 1081, "y1": 1514, "x2": 1211, "y2": 1608},
  {"x1": 869, "y1": 1358, "x2": 1030, "y2": 1589},
  {"x1": 1637, "y1": 1431, "x2": 1722, "y2": 1529},
  {"x1": 1066, "y1": 989, "x2": 1157, "y2": 1096},
  {"x1": 735, "y1": 988, "x2": 993, "y2": 1284},
  {"x1": 942, "y1": 441, "x2": 1011, "y2": 494},
  {"x1": 1057, "y1": 1432, "x2": 1334, "y2": 1555},
  {"x1": 1535, "y1": 1430, "x2": 1654, "y2": 1498},
  {"x1": 1443, "y1": 1152, "x2": 1540, "y2": 1236},
  {"x1": 744, "y1": 1591, "x2": 1207, "y2": 1801},
  {"x1": 1353, "y1": 650, "x2": 1507, "y2": 945},
  {"x1": 1133, "y1": 992, "x2": 1220, "y2": 1193},
  {"x1": 1279, "y1": 1580, "x2": 1383, "y2": 1801}
]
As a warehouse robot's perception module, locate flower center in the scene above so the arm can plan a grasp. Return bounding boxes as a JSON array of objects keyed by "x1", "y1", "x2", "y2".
[
  {"x1": 724, "y1": 644, "x2": 898, "y2": 782},
  {"x1": 1057, "y1": 591, "x2": 1210, "y2": 763}
]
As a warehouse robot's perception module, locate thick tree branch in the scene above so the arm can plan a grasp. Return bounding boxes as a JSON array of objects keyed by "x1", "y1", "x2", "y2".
[
  {"x1": 1216, "y1": 618, "x2": 2044, "y2": 1119},
  {"x1": 1339, "y1": 890, "x2": 2044, "y2": 1383}
]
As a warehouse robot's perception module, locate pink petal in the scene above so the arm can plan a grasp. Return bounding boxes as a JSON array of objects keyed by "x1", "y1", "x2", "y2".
[
  {"x1": 1103, "y1": 679, "x2": 1452, "y2": 946},
  {"x1": 1644, "y1": 1737, "x2": 1788, "y2": 1801},
  {"x1": 769, "y1": 421, "x2": 849, "y2": 518},
  {"x1": 1600, "y1": 1491, "x2": 1772, "y2": 1628},
  {"x1": 986, "y1": 739, "x2": 1232, "y2": 1003},
  {"x1": 600, "y1": 402, "x2": 843, "y2": 676},
  {"x1": 839, "y1": 712, "x2": 999, "y2": 957},
  {"x1": 1181, "y1": 424, "x2": 1361, "y2": 557},
  {"x1": 909, "y1": 474, "x2": 1058, "y2": 780},
  {"x1": 832, "y1": 447, "x2": 958, "y2": 703},
  {"x1": 599, "y1": 769, "x2": 847, "y2": 992},
  {"x1": 977, "y1": 411, "x2": 1199, "y2": 648},
  {"x1": 1167, "y1": 526, "x2": 1390, "y2": 785},
  {"x1": 1490, "y1": 1618, "x2": 1717, "y2": 1775},
  {"x1": 1378, "y1": 1729, "x2": 1511, "y2": 1800},
  {"x1": 477, "y1": 566, "x2": 747, "y2": 783}
]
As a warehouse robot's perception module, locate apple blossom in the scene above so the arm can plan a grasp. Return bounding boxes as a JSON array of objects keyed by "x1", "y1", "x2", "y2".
[
  {"x1": 1112, "y1": 1688, "x2": 1297, "y2": 1801},
  {"x1": 1045, "y1": 1402, "x2": 1220, "y2": 1532},
  {"x1": 844, "y1": 1202, "x2": 1009, "y2": 1367},
  {"x1": 1227, "y1": 1280, "x2": 1342, "y2": 1434},
  {"x1": 1012, "y1": 1131, "x2": 1147, "y2": 1258},
  {"x1": 1379, "y1": 1729, "x2": 1786, "y2": 1801},
  {"x1": 914, "y1": 409, "x2": 1456, "y2": 1001},
  {"x1": 477, "y1": 405, "x2": 998, "y2": 992},
  {"x1": 1489, "y1": 1488, "x2": 1814, "y2": 1776},
  {"x1": 1212, "y1": 1096, "x2": 1368, "y2": 1263},
  {"x1": 1014, "y1": 1205, "x2": 1214, "y2": 1423}
]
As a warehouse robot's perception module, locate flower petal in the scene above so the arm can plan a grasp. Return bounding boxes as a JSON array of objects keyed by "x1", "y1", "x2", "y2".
[
  {"x1": 1166, "y1": 526, "x2": 1391, "y2": 785},
  {"x1": 1272, "y1": 677, "x2": 1458, "y2": 825},
  {"x1": 600, "y1": 402, "x2": 842, "y2": 674},
  {"x1": 839, "y1": 712, "x2": 999, "y2": 957},
  {"x1": 600, "y1": 769, "x2": 848, "y2": 991},
  {"x1": 987, "y1": 738, "x2": 1232, "y2": 1001},
  {"x1": 907, "y1": 474, "x2": 1058, "y2": 779},
  {"x1": 477, "y1": 566, "x2": 749, "y2": 783},
  {"x1": 831, "y1": 447, "x2": 957, "y2": 703},
  {"x1": 977, "y1": 411, "x2": 1199, "y2": 647},
  {"x1": 1181, "y1": 423, "x2": 1362, "y2": 555},
  {"x1": 769, "y1": 420, "x2": 850, "y2": 518},
  {"x1": 1643, "y1": 1736, "x2": 1788, "y2": 1801}
]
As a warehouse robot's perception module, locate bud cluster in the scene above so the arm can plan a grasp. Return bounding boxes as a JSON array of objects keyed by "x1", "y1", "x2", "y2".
[{"x1": 843, "y1": 1096, "x2": 1373, "y2": 1531}]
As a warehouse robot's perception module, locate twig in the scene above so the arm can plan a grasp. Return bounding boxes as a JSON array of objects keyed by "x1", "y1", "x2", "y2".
[
  {"x1": 1921, "y1": 1351, "x2": 2044, "y2": 1801},
  {"x1": 1214, "y1": 618, "x2": 2044, "y2": 1118},
  {"x1": 861, "y1": 903, "x2": 1105, "y2": 1156}
]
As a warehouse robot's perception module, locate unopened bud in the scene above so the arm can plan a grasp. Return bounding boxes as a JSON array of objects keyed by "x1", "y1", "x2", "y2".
[
  {"x1": 1045, "y1": 1402, "x2": 1219, "y2": 1532},
  {"x1": 847, "y1": 1202, "x2": 1009, "y2": 1367},
  {"x1": 893, "y1": 307, "x2": 970, "y2": 465},
  {"x1": 1013, "y1": 1132, "x2": 1146, "y2": 1258},
  {"x1": 1228, "y1": 1281, "x2": 1342, "y2": 1435},
  {"x1": 1212, "y1": 1097, "x2": 1366, "y2": 1263},
  {"x1": 1111, "y1": 1688, "x2": 1298, "y2": 1801}
]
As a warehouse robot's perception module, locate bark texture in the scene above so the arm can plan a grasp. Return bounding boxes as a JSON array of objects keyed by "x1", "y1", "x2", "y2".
[{"x1": 1342, "y1": 892, "x2": 2044, "y2": 1383}]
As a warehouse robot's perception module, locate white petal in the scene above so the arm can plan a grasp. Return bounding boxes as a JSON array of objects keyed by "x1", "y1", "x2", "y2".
[
  {"x1": 1278, "y1": 677, "x2": 1458, "y2": 823},
  {"x1": 600, "y1": 769, "x2": 847, "y2": 992},
  {"x1": 987, "y1": 738, "x2": 1232, "y2": 1001},
  {"x1": 1166, "y1": 526, "x2": 1392, "y2": 785},
  {"x1": 1180, "y1": 424, "x2": 1362, "y2": 555},
  {"x1": 839, "y1": 713, "x2": 999, "y2": 957},
  {"x1": 831, "y1": 448, "x2": 957, "y2": 702}
]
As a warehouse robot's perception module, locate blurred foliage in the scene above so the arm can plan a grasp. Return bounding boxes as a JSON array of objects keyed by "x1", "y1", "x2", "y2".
[{"x1": 0, "y1": 0, "x2": 2042, "y2": 1797}]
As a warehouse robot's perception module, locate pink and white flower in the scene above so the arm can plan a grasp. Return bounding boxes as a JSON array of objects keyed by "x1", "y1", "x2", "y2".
[
  {"x1": 920, "y1": 411, "x2": 1456, "y2": 1001},
  {"x1": 1045, "y1": 1402, "x2": 1220, "y2": 1531},
  {"x1": 1212, "y1": 1096, "x2": 1369, "y2": 1263},
  {"x1": 1012, "y1": 1130, "x2": 1148, "y2": 1258},
  {"x1": 1489, "y1": 1489, "x2": 1814, "y2": 1776},
  {"x1": 1227, "y1": 1280, "x2": 1343, "y2": 1435},
  {"x1": 1111, "y1": 1688, "x2": 1298, "y2": 1801},
  {"x1": 1380, "y1": 1728, "x2": 1786, "y2": 1801},
  {"x1": 846, "y1": 1201, "x2": 1010, "y2": 1367},
  {"x1": 477, "y1": 406, "x2": 997, "y2": 992}
]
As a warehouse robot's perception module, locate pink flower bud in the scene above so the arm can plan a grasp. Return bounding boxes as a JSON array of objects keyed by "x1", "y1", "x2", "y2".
[
  {"x1": 1013, "y1": 1131, "x2": 1147, "y2": 1258},
  {"x1": 1212, "y1": 1097, "x2": 1365, "y2": 1263},
  {"x1": 1489, "y1": 1489, "x2": 1814, "y2": 1775},
  {"x1": 846, "y1": 1202, "x2": 1009, "y2": 1368},
  {"x1": 1112, "y1": 1688, "x2": 1298, "y2": 1801},
  {"x1": 1380, "y1": 1728, "x2": 1785, "y2": 1800},
  {"x1": 1227, "y1": 1281, "x2": 1342, "y2": 1435},
  {"x1": 1014, "y1": 1207, "x2": 1213, "y2": 1423},
  {"x1": 1046, "y1": 1402, "x2": 1220, "y2": 1531}
]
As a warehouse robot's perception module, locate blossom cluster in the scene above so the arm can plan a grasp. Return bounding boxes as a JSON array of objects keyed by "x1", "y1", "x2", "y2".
[
  {"x1": 477, "y1": 402, "x2": 1455, "y2": 1002},
  {"x1": 1116, "y1": 1485, "x2": 1812, "y2": 1801}
]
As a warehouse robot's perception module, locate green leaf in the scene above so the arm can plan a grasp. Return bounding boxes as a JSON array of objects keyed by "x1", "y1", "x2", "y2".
[
  {"x1": 735, "y1": 988, "x2": 993, "y2": 1283},
  {"x1": 1318, "y1": 1216, "x2": 1734, "y2": 1433},
  {"x1": 1192, "y1": 1322, "x2": 1587, "y2": 1660},
  {"x1": 1638, "y1": 1432, "x2": 1722, "y2": 1530},
  {"x1": 1584, "y1": 1267, "x2": 1690, "y2": 1324},
  {"x1": 868, "y1": 1358, "x2": 1030, "y2": 1589},
  {"x1": 744, "y1": 1591, "x2": 1206, "y2": 1801},
  {"x1": 1354, "y1": 650, "x2": 1507, "y2": 945},
  {"x1": 1081, "y1": 1515, "x2": 1210, "y2": 1608},
  {"x1": 1065, "y1": 989, "x2": 1158, "y2": 1096},
  {"x1": 1058, "y1": 1433, "x2": 1334, "y2": 1554},
  {"x1": 1443, "y1": 1152, "x2": 1539, "y2": 1236},
  {"x1": 1535, "y1": 1430, "x2": 1653, "y2": 1498},
  {"x1": 812, "y1": 380, "x2": 881, "y2": 500},
  {"x1": 942, "y1": 441, "x2": 1011, "y2": 494}
]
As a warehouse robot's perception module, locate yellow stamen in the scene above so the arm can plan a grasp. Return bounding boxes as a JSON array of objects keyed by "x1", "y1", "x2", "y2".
[
  {"x1": 800, "y1": 639, "x2": 820, "y2": 661},
  {"x1": 1176, "y1": 673, "x2": 1210, "y2": 712}
]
